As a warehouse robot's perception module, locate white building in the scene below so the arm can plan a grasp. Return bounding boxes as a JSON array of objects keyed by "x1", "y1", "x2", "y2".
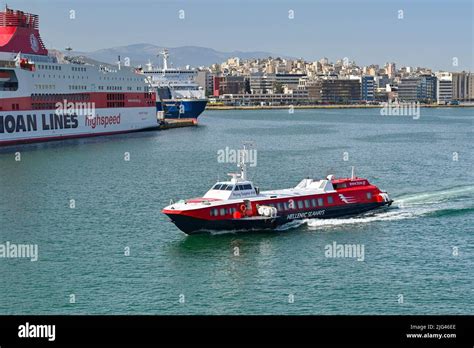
[{"x1": 435, "y1": 72, "x2": 453, "y2": 104}]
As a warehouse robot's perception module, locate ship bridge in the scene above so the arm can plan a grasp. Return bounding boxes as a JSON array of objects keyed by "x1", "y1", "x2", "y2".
[{"x1": 203, "y1": 180, "x2": 257, "y2": 200}]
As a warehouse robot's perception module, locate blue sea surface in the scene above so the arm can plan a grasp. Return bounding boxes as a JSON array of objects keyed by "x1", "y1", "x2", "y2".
[{"x1": 0, "y1": 107, "x2": 473, "y2": 314}]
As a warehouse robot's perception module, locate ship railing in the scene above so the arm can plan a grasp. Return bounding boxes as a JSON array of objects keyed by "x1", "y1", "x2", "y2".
[{"x1": 0, "y1": 10, "x2": 39, "y2": 29}]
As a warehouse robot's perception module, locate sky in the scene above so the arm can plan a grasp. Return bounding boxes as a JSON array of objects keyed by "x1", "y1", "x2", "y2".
[{"x1": 4, "y1": 0, "x2": 473, "y2": 71}]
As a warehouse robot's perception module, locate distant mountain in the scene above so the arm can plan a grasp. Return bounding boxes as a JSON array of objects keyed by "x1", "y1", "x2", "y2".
[{"x1": 67, "y1": 44, "x2": 293, "y2": 68}]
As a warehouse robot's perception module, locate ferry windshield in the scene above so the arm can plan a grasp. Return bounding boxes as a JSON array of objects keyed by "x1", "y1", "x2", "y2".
[{"x1": 212, "y1": 184, "x2": 234, "y2": 191}]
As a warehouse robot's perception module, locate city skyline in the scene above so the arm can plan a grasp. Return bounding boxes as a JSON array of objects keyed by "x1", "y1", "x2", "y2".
[{"x1": 4, "y1": 0, "x2": 473, "y2": 71}]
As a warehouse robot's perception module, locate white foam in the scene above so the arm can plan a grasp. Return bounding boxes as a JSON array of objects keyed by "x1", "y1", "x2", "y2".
[
  {"x1": 275, "y1": 219, "x2": 307, "y2": 231},
  {"x1": 306, "y1": 209, "x2": 416, "y2": 228},
  {"x1": 396, "y1": 185, "x2": 474, "y2": 207}
]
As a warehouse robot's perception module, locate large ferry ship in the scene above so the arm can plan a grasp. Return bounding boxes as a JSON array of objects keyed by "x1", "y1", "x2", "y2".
[
  {"x1": 162, "y1": 149, "x2": 393, "y2": 234},
  {"x1": 143, "y1": 49, "x2": 208, "y2": 119},
  {"x1": 0, "y1": 7, "x2": 157, "y2": 146}
]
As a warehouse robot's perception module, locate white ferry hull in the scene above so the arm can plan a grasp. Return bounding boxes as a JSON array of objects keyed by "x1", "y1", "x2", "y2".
[{"x1": 0, "y1": 107, "x2": 157, "y2": 146}]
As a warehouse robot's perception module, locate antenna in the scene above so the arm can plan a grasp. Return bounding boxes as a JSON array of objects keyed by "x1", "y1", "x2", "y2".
[
  {"x1": 238, "y1": 152, "x2": 247, "y2": 181},
  {"x1": 351, "y1": 166, "x2": 355, "y2": 179},
  {"x1": 117, "y1": 55, "x2": 121, "y2": 70},
  {"x1": 238, "y1": 142, "x2": 254, "y2": 181}
]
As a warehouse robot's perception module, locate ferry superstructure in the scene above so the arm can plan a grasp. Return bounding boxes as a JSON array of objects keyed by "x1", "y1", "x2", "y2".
[
  {"x1": 143, "y1": 49, "x2": 207, "y2": 119},
  {"x1": 162, "y1": 148, "x2": 393, "y2": 234},
  {"x1": 0, "y1": 7, "x2": 157, "y2": 146}
]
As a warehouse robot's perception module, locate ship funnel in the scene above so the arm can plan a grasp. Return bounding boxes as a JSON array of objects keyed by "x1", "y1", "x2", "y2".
[{"x1": 0, "y1": 7, "x2": 48, "y2": 55}]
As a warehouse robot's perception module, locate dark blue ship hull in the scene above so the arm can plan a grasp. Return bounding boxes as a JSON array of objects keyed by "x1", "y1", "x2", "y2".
[{"x1": 157, "y1": 99, "x2": 208, "y2": 119}]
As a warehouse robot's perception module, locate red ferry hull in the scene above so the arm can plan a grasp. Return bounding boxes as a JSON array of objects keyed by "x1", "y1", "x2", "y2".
[{"x1": 164, "y1": 201, "x2": 392, "y2": 235}]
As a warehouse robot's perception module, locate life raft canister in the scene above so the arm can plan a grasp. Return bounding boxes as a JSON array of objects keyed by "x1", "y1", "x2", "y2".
[{"x1": 233, "y1": 211, "x2": 242, "y2": 219}]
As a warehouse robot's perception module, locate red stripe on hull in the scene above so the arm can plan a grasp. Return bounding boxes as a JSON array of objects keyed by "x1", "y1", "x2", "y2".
[
  {"x1": 163, "y1": 188, "x2": 381, "y2": 221},
  {"x1": 0, "y1": 92, "x2": 155, "y2": 112}
]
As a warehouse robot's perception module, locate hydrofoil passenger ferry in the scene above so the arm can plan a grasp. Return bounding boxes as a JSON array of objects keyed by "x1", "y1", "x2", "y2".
[{"x1": 162, "y1": 150, "x2": 393, "y2": 234}]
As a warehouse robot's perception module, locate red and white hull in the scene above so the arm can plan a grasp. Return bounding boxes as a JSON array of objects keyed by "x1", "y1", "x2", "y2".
[
  {"x1": 163, "y1": 150, "x2": 393, "y2": 234},
  {"x1": 164, "y1": 196, "x2": 392, "y2": 235}
]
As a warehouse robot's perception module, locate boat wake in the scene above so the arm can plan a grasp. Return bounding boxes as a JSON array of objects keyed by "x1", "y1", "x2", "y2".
[
  {"x1": 275, "y1": 219, "x2": 307, "y2": 231},
  {"x1": 305, "y1": 210, "x2": 414, "y2": 229},
  {"x1": 395, "y1": 185, "x2": 474, "y2": 206},
  {"x1": 304, "y1": 185, "x2": 474, "y2": 230}
]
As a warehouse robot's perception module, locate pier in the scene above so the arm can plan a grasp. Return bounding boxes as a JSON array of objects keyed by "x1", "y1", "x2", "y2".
[{"x1": 159, "y1": 118, "x2": 198, "y2": 130}]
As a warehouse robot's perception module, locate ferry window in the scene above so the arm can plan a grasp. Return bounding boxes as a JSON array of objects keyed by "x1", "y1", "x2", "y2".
[
  {"x1": 311, "y1": 199, "x2": 317, "y2": 207},
  {"x1": 0, "y1": 70, "x2": 19, "y2": 92},
  {"x1": 304, "y1": 200, "x2": 311, "y2": 208},
  {"x1": 212, "y1": 184, "x2": 222, "y2": 190},
  {"x1": 318, "y1": 198, "x2": 324, "y2": 206},
  {"x1": 244, "y1": 184, "x2": 252, "y2": 190},
  {"x1": 283, "y1": 202, "x2": 289, "y2": 210},
  {"x1": 226, "y1": 185, "x2": 234, "y2": 191},
  {"x1": 277, "y1": 203, "x2": 283, "y2": 211},
  {"x1": 230, "y1": 207, "x2": 236, "y2": 214},
  {"x1": 220, "y1": 184, "x2": 228, "y2": 190},
  {"x1": 367, "y1": 192, "x2": 372, "y2": 200},
  {"x1": 297, "y1": 201, "x2": 304, "y2": 209},
  {"x1": 220, "y1": 208, "x2": 226, "y2": 216},
  {"x1": 327, "y1": 196, "x2": 334, "y2": 204},
  {"x1": 236, "y1": 185, "x2": 244, "y2": 191},
  {"x1": 210, "y1": 209, "x2": 218, "y2": 216}
]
